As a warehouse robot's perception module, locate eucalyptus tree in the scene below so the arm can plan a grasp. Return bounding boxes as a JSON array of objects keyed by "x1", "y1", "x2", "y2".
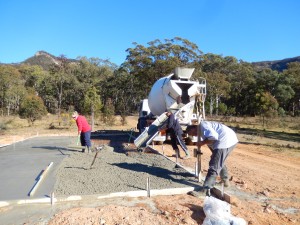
[
  {"x1": 225, "y1": 61, "x2": 256, "y2": 115},
  {"x1": 197, "y1": 54, "x2": 231, "y2": 116},
  {"x1": 100, "y1": 68, "x2": 137, "y2": 115},
  {"x1": 254, "y1": 91, "x2": 279, "y2": 126},
  {"x1": 273, "y1": 72, "x2": 295, "y2": 113},
  {"x1": 253, "y1": 68, "x2": 294, "y2": 115},
  {"x1": 71, "y1": 57, "x2": 115, "y2": 120},
  {"x1": 36, "y1": 73, "x2": 58, "y2": 114},
  {"x1": 281, "y1": 62, "x2": 300, "y2": 115},
  {"x1": 44, "y1": 55, "x2": 76, "y2": 124},
  {"x1": 121, "y1": 37, "x2": 203, "y2": 109},
  {"x1": 83, "y1": 86, "x2": 102, "y2": 130},
  {"x1": 0, "y1": 65, "x2": 26, "y2": 115},
  {"x1": 5, "y1": 79, "x2": 26, "y2": 115},
  {"x1": 18, "y1": 64, "x2": 46, "y2": 90}
]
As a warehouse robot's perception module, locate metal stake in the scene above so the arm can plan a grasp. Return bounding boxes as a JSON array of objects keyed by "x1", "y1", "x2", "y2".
[
  {"x1": 147, "y1": 177, "x2": 151, "y2": 197},
  {"x1": 221, "y1": 182, "x2": 224, "y2": 199},
  {"x1": 51, "y1": 192, "x2": 55, "y2": 205}
]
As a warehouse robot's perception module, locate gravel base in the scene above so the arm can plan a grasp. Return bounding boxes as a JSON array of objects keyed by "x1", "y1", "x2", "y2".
[{"x1": 54, "y1": 144, "x2": 199, "y2": 196}]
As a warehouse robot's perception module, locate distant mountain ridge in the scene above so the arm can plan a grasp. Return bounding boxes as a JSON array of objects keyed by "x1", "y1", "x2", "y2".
[
  {"x1": 252, "y1": 56, "x2": 300, "y2": 72},
  {"x1": 1, "y1": 51, "x2": 299, "y2": 72}
]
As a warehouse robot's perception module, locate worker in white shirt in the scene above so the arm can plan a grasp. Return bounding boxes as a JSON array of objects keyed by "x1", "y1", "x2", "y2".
[{"x1": 187, "y1": 121, "x2": 238, "y2": 193}]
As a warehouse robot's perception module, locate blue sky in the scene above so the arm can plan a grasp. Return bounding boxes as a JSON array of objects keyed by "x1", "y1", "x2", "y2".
[{"x1": 0, "y1": 0, "x2": 299, "y2": 65}]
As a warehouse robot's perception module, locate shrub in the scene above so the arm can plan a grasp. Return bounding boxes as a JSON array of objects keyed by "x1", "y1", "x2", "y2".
[
  {"x1": 19, "y1": 95, "x2": 47, "y2": 125},
  {"x1": 0, "y1": 120, "x2": 7, "y2": 130}
]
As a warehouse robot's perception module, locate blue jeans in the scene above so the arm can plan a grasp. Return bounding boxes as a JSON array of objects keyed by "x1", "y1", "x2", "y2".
[
  {"x1": 170, "y1": 132, "x2": 188, "y2": 155},
  {"x1": 80, "y1": 130, "x2": 91, "y2": 147}
]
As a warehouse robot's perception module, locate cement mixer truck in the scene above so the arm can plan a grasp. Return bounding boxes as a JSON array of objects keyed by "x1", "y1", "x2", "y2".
[{"x1": 135, "y1": 67, "x2": 206, "y2": 148}]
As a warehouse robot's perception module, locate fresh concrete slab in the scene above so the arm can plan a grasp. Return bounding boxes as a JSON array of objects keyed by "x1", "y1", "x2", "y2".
[{"x1": 0, "y1": 136, "x2": 73, "y2": 201}]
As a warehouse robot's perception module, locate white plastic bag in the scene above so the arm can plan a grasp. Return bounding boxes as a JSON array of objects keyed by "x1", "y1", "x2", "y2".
[{"x1": 202, "y1": 196, "x2": 247, "y2": 225}]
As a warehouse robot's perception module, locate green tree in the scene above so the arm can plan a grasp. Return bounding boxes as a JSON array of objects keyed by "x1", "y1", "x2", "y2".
[
  {"x1": 254, "y1": 91, "x2": 279, "y2": 126},
  {"x1": 102, "y1": 98, "x2": 115, "y2": 125},
  {"x1": 254, "y1": 68, "x2": 294, "y2": 115},
  {"x1": 120, "y1": 37, "x2": 203, "y2": 113},
  {"x1": 100, "y1": 70, "x2": 137, "y2": 115},
  {"x1": 18, "y1": 64, "x2": 46, "y2": 89},
  {"x1": 71, "y1": 57, "x2": 115, "y2": 113},
  {"x1": 226, "y1": 61, "x2": 256, "y2": 115},
  {"x1": 283, "y1": 62, "x2": 300, "y2": 115},
  {"x1": 19, "y1": 94, "x2": 47, "y2": 125},
  {"x1": 0, "y1": 65, "x2": 25, "y2": 115},
  {"x1": 47, "y1": 55, "x2": 75, "y2": 124},
  {"x1": 196, "y1": 54, "x2": 231, "y2": 116},
  {"x1": 36, "y1": 73, "x2": 58, "y2": 114},
  {"x1": 83, "y1": 87, "x2": 102, "y2": 130}
]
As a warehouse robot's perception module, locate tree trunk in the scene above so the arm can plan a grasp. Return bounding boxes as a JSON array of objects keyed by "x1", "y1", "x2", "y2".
[
  {"x1": 91, "y1": 105, "x2": 95, "y2": 131},
  {"x1": 209, "y1": 98, "x2": 214, "y2": 117},
  {"x1": 215, "y1": 94, "x2": 219, "y2": 116},
  {"x1": 58, "y1": 83, "x2": 63, "y2": 126},
  {"x1": 7, "y1": 102, "x2": 10, "y2": 116}
]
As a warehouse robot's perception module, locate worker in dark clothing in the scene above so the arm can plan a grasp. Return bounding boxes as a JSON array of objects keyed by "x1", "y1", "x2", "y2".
[
  {"x1": 137, "y1": 116, "x2": 148, "y2": 134},
  {"x1": 160, "y1": 111, "x2": 190, "y2": 159}
]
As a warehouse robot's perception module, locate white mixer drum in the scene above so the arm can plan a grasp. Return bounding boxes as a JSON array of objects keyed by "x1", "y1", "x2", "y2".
[{"x1": 148, "y1": 76, "x2": 169, "y2": 116}]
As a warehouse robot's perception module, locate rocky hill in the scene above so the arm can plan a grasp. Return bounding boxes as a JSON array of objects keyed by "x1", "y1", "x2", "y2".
[
  {"x1": 21, "y1": 51, "x2": 77, "y2": 70},
  {"x1": 22, "y1": 51, "x2": 60, "y2": 70},
  {"x1": 252, "y1": 56, "x2": 300, "y2": 72}
]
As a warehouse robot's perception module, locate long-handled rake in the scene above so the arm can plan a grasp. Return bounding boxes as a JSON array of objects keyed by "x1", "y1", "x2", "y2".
[
  {"x1": 67, "y1": 135, "x2": 85, "y2": 151},
  {"x1": 90, "y1": 145, "x2": 104, "y2": 169},
  {"x1": 123, "y1": 128, "x2": 134, "y2": 155}
]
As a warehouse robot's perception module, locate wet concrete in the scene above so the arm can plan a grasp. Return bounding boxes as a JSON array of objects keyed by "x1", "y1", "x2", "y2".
[
  {"x1": 54, "y1": 131, "x2": 199, "y2": 196},
  {"x1": 0, "y1": 136, "x2": 75, "y2": 201}
]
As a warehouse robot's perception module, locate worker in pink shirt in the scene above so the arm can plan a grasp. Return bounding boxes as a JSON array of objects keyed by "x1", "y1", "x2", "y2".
[{"x1": 72, "y1": 111, "x2": 92, "y2": 153}]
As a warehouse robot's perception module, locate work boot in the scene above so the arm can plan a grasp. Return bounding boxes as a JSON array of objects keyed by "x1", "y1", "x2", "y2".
[
  {"x1": 188, "y1": 173, "x2": 216, "y2": 198},
  {"x1": 220, "y1": 166, "x2": 230, "y2": 187},
  {"x1": 188, "y1": 186, "x2": 211, "y2": 198},
  {"x1": 203, "y1": 174, "x2": 217, "y2": 189},
  {"x1": 221, "y1": 178, "x2": 230, "y2": 187},
  {"x1": 187, "y1": 190, "x2": 203, "y2": 198}
]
